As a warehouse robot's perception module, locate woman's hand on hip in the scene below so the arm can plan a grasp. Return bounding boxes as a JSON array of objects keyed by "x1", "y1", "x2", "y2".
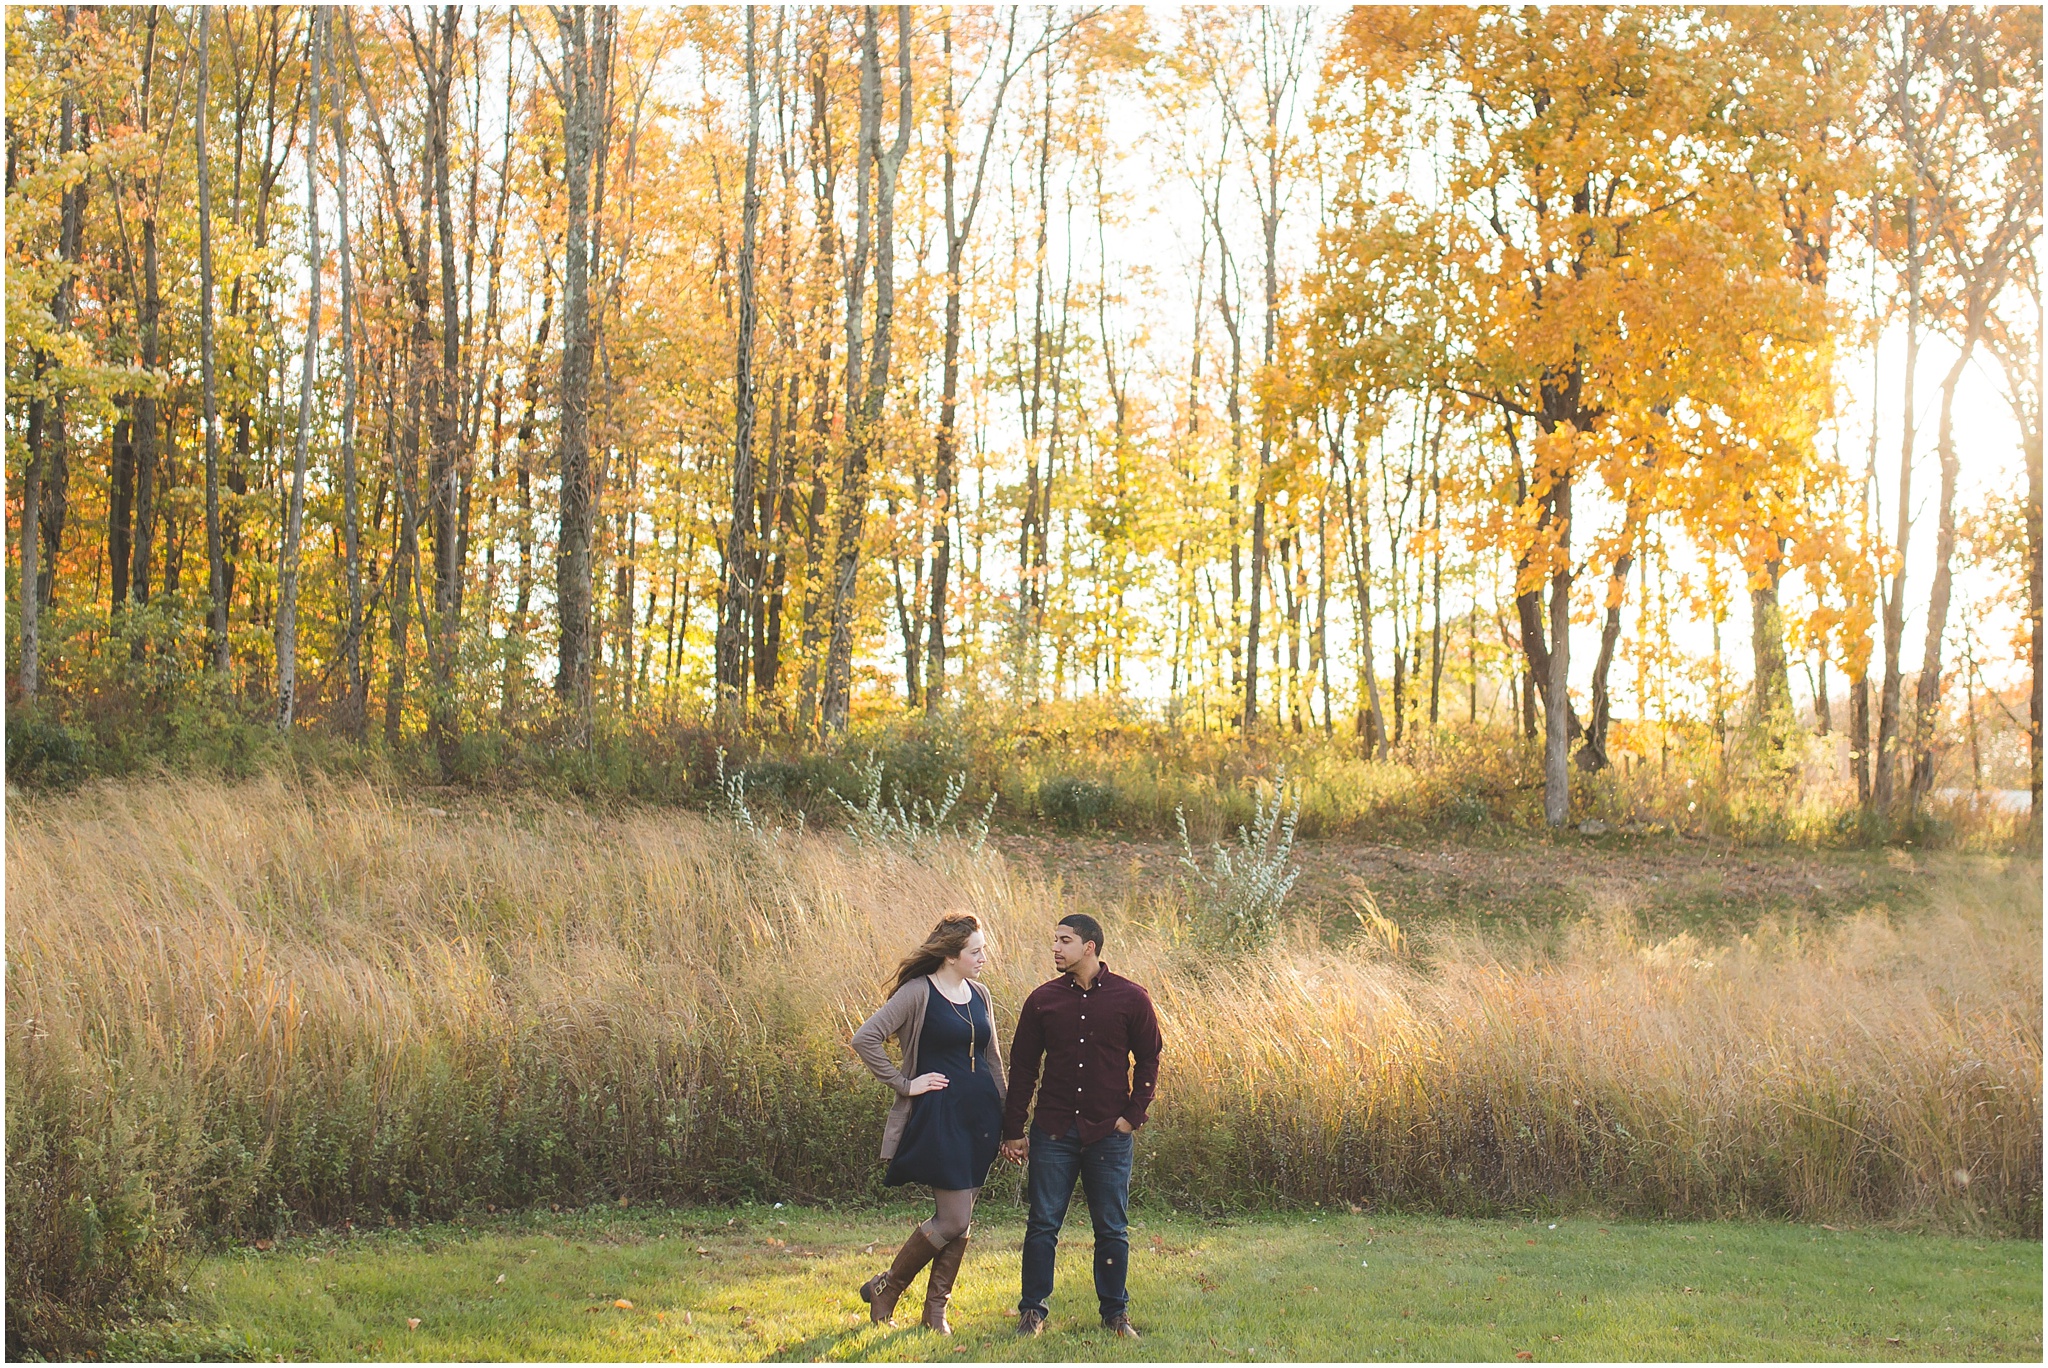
[{"x1": 906, "y1": 1072, "x2": 950, "y2": 1096}]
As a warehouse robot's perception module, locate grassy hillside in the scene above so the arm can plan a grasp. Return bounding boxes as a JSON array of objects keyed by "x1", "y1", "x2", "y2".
[{"x1": 7, "y1": 776, "x2": 2039, "y2": 1356}]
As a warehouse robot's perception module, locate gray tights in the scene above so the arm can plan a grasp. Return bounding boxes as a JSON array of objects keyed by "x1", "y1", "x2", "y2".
[{"x1": 919, "y1": 1187, "x2": 979, "y2": 1248}]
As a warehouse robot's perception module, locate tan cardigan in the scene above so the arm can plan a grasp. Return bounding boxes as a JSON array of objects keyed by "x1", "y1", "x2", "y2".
[{"x1": 850, "y1": 976, "x2": 1008, "y2": 1160}]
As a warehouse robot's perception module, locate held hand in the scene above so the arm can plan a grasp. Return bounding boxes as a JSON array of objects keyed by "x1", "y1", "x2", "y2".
[
  {"x1": 1000, "y1": 1137, "x2": 1030, "y2": 1165},
  {"x1": 906, "y1": 1072, "x2": 950, "y2": 1096},
  {"x1": 1114, "y1": 1117, "x2": 1134, "y2": 1134}
]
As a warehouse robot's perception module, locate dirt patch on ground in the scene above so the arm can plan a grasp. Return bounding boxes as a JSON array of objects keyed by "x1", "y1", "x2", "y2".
[{"x1": 991, "y1": 831, "x2": 1964, "y2": 940}]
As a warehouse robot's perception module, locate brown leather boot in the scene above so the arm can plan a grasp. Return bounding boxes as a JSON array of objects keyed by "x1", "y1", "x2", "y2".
[
  {"x1": 921, "y1": 1228, "x2": 971, "y2": 1333},
  {"x1": 858, "y1": 1227, "x2": 943, "y2": 1324}
]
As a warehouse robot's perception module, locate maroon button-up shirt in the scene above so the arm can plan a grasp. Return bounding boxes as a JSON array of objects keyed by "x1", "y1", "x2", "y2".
[{"x1": 1001, "y1": 964, "x2": 1163, "y2": 1145}]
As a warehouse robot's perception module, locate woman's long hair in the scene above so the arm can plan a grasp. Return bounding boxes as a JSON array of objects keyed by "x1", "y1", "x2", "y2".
[{"x1": 892, "y1": 912, "x2": 982, "y2": 995}]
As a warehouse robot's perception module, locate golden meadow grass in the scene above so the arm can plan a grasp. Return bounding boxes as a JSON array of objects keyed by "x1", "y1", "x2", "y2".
[{"x1": 6, "y1": 776, "x2": 2039, "y2": 1350}]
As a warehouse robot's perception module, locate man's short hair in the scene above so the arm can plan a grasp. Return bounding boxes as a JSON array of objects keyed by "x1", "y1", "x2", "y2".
[{"x1": 1059, "y1": 912, "x2": 1105, "y2": 957}]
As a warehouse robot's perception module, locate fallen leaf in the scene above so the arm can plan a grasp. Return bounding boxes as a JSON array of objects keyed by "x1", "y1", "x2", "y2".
[
  {"x1": 1526, "y1": 1238, "x2": 1538, "y2": 1245},
  {"x1": 1887, "y1": 1338, "x2": 1901, "y2": 1347},
  {"x1": 253, "y1": 1240, "x2": 273, "y2": 1252},
  {"x1": 325, "y1": 1282, "x2": 337, "y2": 1290},
  {"x1": 407, "y1": 1318, "x2": 421, "y2": 1331},
  {"x1": 614, "y1": 1299, "x2": 634, "y2": 1309},
  {"x1": 495, "y1": 1274, "x2": 506, "y2": 1285},
  {"x1": 1515, "y1": 1352, "x2": 1533, "y2": 1361}
]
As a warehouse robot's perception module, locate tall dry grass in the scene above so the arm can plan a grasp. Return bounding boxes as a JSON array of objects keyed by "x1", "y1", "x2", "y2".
[{"x1": 6, "y1": 776, "x2": 2039, "y2": 1352}]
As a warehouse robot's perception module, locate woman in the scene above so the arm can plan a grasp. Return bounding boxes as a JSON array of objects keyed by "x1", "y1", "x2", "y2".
[{"x1": 848, "y1": 912, "x2": 1007, "y2": 1334}]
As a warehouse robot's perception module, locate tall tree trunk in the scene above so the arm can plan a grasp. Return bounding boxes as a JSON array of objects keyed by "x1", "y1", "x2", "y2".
[
  {"x1": 1338, "y1": 449, "x2": 1386, "y2": 758},
  {"x1": 333, "y1": 24, "x2": 365, "y2": 736},
  {"x1": 1544, "y1": 475, "x2": 1573, "y2": 828},
  {"x1": 427, "y1": 5, "x2": 463, "y2": 767},
  {"x1": 2026, "y1": 335, "x2": 2044, "y2": 836},
  {"x1": 1504, "y1": 414, "x2": 1583, "y2": 748},
  {"x1": 18, "y1": 392, "x2": 44, "y2": 698},
  {"x1": 1875, "y1": 195, "x2": 1918, "y2": 811},
  {"x1": 820, "y1": 6, "x2": 877, "y2": 732},
  {"x1": 277, "y1": 10, "x2": 323, "y2": 728},
  {"x1": 1850, "y1": 666, "x2": 1873, "y2": 805},
  {"x1": 794, "y1": 32, "x2": 839, "y2": 732},
  {"x1": 1243, "y1": 167, "x2": 1281, "y2": 733},
  {"x1": 1750, "y1": 539, "x2": 1792, "y2": 754},
  {"x1": 926, "y1": 14, "x2": 1021, "y2": 713},
  {"x1": 552, "y1": 6, "x2": 612, "y2": 724},
  {"x1": 756, "y1": 27, "x2": 800, "y2": 705},
  {"x1": 821, "y1": 6, "x2": 910, "y2": 733},
  {"x1": 386, "y1": 407, "x2": 419, "y2": 749},
  {"x1": 41, "y1": 20, "x2": 83, "y2": 622},
  {"x1": 131, "y1": 232, "x2": 159, "y2": 607},
  {"x1": 198, "y1": 8, "x2": 230, "y2": 677},
  {"x1": 715, "y1": 8, "x2": 764, "y2": 722},
  {"x1": 1579, "y1": 552, "x2": 1634, "y2": 772},
  {"x1": 109, "y1": 418, "x2": 134, "y2": 611},
  {"x1": 1908, "y1": 334, "x2": 1981, "y2": 803},
  {"x1": 1427, "y1": 420, "x2": 1444, "y2": 728},
  {"x1": 128, "y1": 9, "x2": 162, "y2": 613}
]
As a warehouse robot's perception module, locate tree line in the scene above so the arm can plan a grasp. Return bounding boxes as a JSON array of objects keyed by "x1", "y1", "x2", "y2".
[{"x1": 5, "y1": 6, "x2": 2040, "y2": 827}]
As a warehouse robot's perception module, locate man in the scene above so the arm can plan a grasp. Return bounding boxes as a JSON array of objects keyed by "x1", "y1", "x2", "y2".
[{"x1": 999, "y1": 913, "x2": 1163, "y2": 1339}]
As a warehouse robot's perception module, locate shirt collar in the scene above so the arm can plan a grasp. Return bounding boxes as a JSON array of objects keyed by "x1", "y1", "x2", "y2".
[{"x1": 1064, "y1": 962, "x2": 1114, "y2": 991}]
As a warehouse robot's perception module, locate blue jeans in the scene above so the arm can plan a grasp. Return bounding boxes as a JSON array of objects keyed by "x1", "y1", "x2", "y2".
[{"x1": 1019, "y1": 1123, "x2": 1133, "y2": 1322}]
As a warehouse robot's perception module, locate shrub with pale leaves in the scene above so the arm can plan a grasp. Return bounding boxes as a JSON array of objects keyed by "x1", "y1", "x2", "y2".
[{"x1": 1177, "y1": 771, "x2": 1302, "y2": 948}]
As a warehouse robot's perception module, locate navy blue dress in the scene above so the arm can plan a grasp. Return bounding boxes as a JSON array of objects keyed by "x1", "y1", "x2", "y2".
[{"x1": 884, "y1": 979, "x2": 1003, "y2": 1190}]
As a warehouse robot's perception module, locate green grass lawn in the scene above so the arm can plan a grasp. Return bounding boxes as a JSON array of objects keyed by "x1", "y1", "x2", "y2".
[{"x1": 116, "y1": 1204, "x2": 2040, "y2": 1362}]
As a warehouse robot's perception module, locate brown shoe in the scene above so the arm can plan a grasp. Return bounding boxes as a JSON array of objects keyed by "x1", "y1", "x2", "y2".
[
  {"x1": 1104, "y1": 1311, "x2": 1140, "y2": 1339},
  {"x1": 921, "y1": 1228, "x2": 971, "y2": 1333},
  {"x1": 858, "y1": 1227, "x2": 943, "y2": 1324},
  {"x1": 1017, "y1": 1308, "x2": 1047, "y2": 1337}
]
